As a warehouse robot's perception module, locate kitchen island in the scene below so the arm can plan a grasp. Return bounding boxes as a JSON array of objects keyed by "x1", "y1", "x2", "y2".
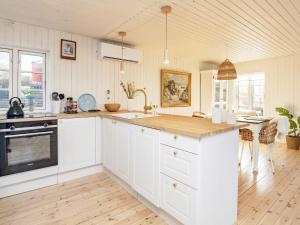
[{"x1": 0, "y1": 111, "x2": 246, "y2": 225}]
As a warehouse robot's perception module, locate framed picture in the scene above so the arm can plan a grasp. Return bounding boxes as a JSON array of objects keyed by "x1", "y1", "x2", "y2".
[
  {"x1": 61, "y1": 39, "x2": 76, "y2": 60},
  {"x1": 161, "y1": 69, "x2": 191, "y2": 107}
]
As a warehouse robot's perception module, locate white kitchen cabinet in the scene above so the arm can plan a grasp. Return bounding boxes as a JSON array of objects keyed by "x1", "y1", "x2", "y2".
[
  {"x1": 131, "y1": 125, "x2": 160, "y2": 206},
  {"x1": 114, "y1": 121, "x2": 131, "y2": 183},
  {"x1": 95, "y1": 117, "x2": 102, "y2": 164},
  {"x1": 58, "y1": 117, "x2": 96, "y2": 173},
  {"x1": 160, "y1": 174, "x2": 197, "y2": 225},
  {"x1": 102, "y1": 118, "x2": 114, "y2": 172}
]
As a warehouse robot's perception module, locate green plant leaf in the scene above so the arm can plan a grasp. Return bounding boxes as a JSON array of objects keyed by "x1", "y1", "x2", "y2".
[
  {"x1": 275, "y1": 107, "x2": 289, "y2": 114},
  {"x1": 290, "y1": 119, "x2": 297, "y2": 129},
  {"x1": 275, "y1": 107, "x2": 293, "y2": 119}
]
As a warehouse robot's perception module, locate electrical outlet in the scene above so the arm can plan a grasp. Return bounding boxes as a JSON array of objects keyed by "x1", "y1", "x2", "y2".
[{"x1": 106, "y1": 89, "x2": 111, "y2": 100}]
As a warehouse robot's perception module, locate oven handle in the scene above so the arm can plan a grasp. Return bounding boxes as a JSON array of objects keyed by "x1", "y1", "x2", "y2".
[
  {"x1": 0, "y1": 125, "x2": 57, "y2": 133},
  {"x1": 4, "y1": 131, "x2": 54, "y2": 139}
]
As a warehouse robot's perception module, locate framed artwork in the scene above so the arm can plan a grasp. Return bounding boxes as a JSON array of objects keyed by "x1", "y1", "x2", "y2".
[
  {"x1": 61, "y1": 39, "x2": 76, "y2": 60},
  {"x1": 161, "y1": 69, "x2": 191, "y2": 107}
]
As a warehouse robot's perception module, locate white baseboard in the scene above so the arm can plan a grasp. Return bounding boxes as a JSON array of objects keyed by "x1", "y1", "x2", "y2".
[
  {"x1": 0, "y1": 175, "x2": 58, "y2": 198},
  {"x1": 0, "y1": 164, "x2": 103, "y2": 199},
  {"x1": 0, "y1": 166, "x2": 58, "y2": 188},
  {"x1": 58, "y1": 164, "x2": 103, "y2": 183}
]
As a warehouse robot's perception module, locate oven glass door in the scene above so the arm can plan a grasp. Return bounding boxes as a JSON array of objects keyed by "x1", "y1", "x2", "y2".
[
  {"x1": 6, "y1": 131, "x2": 53, "y2": 166},
  {"x1": 1, "y1": 128, "x2": 57, "y2": 176}
]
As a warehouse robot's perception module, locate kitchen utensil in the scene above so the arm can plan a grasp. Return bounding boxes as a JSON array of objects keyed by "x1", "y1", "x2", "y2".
[
  {"x1": 78, "y1": 93, "x2": 96, "y2": 112},
  {"x1": 6, "y1": 97, "x2": 24, "y2": 118},
  {"x1": 52, "y1": 92, "x2": 59, "y2": 101},
  {"x1": 58, "y1": 93, "x2": 65, "y2": 100},
  {"x1": 104, "y1": 103, "x2": 120, "y2": 112}
]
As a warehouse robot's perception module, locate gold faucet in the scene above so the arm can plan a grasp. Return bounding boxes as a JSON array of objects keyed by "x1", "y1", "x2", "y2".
[{"x1": 129, "y1": 89, "x2": 152, "y2": 114}]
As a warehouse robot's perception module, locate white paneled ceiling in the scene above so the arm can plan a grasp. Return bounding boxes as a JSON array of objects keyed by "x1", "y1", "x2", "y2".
[{"x1": 0, "y1": 0, "x2": 299, "y2": 63}]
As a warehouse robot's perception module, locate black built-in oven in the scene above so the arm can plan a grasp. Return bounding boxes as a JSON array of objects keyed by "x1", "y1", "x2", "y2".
[{"x1": 0, "y1": 119, "x2": 58, "y2": 176}]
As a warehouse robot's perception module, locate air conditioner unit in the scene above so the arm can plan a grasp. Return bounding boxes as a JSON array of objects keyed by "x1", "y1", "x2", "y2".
[{"x1": 97, "y1": 42, "x2": 142, "y2": 63}]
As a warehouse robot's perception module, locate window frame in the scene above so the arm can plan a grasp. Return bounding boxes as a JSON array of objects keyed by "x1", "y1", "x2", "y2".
[
  {"x1": 212, "y1": 77, "x2": 229, "y2": 110},
  {"x1": 18, "y1": 50, "x2": 47, "y2": 110},
  {"x1": 0, "y1": 46, "x2": 48, "y2": 113},
  {"x1": 235, "y1": 73, "x2": 265, "y2": 114},
  {"x1": 0, "y1": 48, "x2": 13, "y2": 110}
]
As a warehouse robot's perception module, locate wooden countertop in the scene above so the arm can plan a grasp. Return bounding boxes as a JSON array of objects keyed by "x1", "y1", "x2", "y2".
[{"x1": 0, "y1": 111, "x2": 247, "y2": 139}]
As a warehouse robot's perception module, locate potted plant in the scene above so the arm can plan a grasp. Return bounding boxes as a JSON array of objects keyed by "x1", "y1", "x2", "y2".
[{"x1": 275, "y1": 107, "x2": 300, "y2": 150}]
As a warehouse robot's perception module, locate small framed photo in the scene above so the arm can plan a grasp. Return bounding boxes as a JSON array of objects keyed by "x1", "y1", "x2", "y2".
[{"x1": 61, "y1": 39, "x2": 76, "y2": 60}]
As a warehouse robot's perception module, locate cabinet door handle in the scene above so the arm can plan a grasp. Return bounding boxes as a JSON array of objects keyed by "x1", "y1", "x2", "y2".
[
  {"x1": 141, "y1": 128, "x2": 145, "y2": 133},
  {"x1": 173, "y1": 183, "x2": 177, "y2": 188},
  {"x1": 174, "y1": 135, "x2": 178, "y2": 140},
  {"x1": 173, "y1": 151, "x2": 177, "y2": 157}
]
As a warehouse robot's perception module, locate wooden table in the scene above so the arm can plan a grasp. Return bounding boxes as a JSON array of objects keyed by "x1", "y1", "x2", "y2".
[{"x1": 237, "y1": 117, "x2": 272, "y2": 173}]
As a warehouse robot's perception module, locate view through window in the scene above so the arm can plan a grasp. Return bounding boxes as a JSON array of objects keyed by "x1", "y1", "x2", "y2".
[
  {"x1": 236, "y1": 73, "x2": 265, "y2": 114},
  {"x1": 0, "y1": 49, "x2": 12, "y2": 109},
  {"x1": 0, "y1": 48, "x2": 46, "y2": 111}
]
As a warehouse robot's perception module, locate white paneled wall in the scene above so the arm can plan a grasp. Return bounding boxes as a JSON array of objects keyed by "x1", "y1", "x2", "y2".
[
  {"x1": 0, "y1": 20, "x2": 200, "y2": 116},
  {"x1": 236, "y1": 54, "x2": 300, "y2": 116}
]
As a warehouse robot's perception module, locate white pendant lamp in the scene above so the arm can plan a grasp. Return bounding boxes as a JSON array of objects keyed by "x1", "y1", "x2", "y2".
[
  {"x1": 161, "y1": 5, "x2": 172, "y2": 64},
  {"x1": 217, "y1": 58, "x2": 237, "y2": 80},
  {"x1": 119, "y1": 31, "x2": 126, "y2": 74}
]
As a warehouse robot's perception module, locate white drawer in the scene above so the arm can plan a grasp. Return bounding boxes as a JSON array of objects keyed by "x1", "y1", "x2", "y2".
[
  {"x1": 160, "y1": 144, "x2": 199, "y2": 189},
  {"x1": 160, "y1": 131, "x2": 200, "y2": 154},
  {"x1": 160, "y1": 174, "x2": 197, "y2": 225}
]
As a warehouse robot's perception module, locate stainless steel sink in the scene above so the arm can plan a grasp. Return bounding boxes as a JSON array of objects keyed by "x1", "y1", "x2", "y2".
[{"x1": 112, "y1": 112, "x2": 159, "y2": 119}]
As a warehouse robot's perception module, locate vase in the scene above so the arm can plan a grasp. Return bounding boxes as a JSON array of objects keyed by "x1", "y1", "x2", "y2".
[
  {"x1": 127, "y1": 99, "x2": 135, "y2": 111},
  {"x1": 286, "y1": 135, "x2": 300, "y2": 150},
  {"x1": 28, "y1": 96, "x2": 34, "y2": 112}
]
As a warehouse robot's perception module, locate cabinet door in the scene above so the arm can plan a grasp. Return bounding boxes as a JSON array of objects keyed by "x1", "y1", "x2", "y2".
[
  {"x1": 58, "y1": 117, "x2": 96, "y2": 173},
  {"x1": 160, "y1": 174, "x2": 197, "y2": 225},
  {"x1": 132, "y1": 125, "x2": 160, "y2": 206},
  {"x1": 95, "y1": 117, "x2": 102, "y2": 164},
  {"x1": 102, "y1": 118, "x2": 114, "y2": 172},
  {"x1": 114, "y1": 121, "x2": 131, "y2": 183}
]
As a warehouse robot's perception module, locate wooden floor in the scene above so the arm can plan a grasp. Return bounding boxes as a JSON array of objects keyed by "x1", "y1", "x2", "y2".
[{"x1": 1, "y1": 143, "x2": 300, "y2": 225}]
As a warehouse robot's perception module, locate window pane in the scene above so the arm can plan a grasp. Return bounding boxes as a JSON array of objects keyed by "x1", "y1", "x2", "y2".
[
  {"x1": 19, "y1": 52, "x2": 46, "y2": 110},
  {"x1": 253, "y1": 79, "x2": 264, "y2": 112},
  {"x1": 20, "y1": 54, "x2": 44, "y2": 72},
  {"x1": 0, "y1": 71, "x2": 10, "y2": 108},
  {"x1": 215, "y1": 82, "x2": 220, "y2": 102},
  {"x1": 238, "y1": 80, "x2": 249, "y2": 110},
  {"x1": 0, "y1": 51, "x2": 10, "y2": 70},
  {"x1": 19, "y1": 72, "x2": 45, "y2": 108}
]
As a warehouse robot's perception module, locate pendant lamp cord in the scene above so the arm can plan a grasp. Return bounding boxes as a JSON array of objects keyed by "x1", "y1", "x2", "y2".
[
  {"x1": 122, "y1": 36, "x2": 124, "y2": 61},
  {"x1": 165, "y1": 13, "x2": 168, "y2": 49}
]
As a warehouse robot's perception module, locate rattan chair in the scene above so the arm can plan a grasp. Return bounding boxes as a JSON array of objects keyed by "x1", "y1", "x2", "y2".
[
  {"x1": 239, "y1": 122, "x2": 279, "y2": 174},
  {"x1": 239, "y1": 128, "x2": 254, "y2": 166},
  {"x1": 259, "y1": 122, "x2": 278, "y2": 174}
]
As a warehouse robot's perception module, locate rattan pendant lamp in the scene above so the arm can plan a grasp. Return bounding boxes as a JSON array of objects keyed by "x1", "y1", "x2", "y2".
[{"x1": 217, "y1": 58, "x2": 237, "y2": 80}]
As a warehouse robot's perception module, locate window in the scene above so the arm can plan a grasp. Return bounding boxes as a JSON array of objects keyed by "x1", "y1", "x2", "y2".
[
  {"x1": 18, "y1": 51, "x2": 46, "y2": 110},
  {"x1": 213, "y1": 79, "x2": 228, "y2": 109},
  {"x1": 0, "y1": 48, "x2": 47, "y2": 111},
  {"x1": 236, "y1": 73, "x2": 265, "y2": 114},
  {"x1": 0, "y1": 49, "x2": 12, "y2": 109}
]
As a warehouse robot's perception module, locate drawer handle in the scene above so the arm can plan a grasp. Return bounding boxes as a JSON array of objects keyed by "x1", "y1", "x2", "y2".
[
  {"x1": 141, "y1": 128, "x2": 145, "y2": 133},
  {"x1": 174, "y1": 135, "x2": 178, "y2": 141},
  {"x1": 173, "y1": 151, "x2": 178, "y2": 157},
  {"x1": 173, "y1": 183, "x2": 177, "y2": 188}
]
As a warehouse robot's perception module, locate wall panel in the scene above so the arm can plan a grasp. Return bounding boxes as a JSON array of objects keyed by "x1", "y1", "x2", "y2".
[{"x1": 0, "y1": 20, "x2": 200, "y2": 116}]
